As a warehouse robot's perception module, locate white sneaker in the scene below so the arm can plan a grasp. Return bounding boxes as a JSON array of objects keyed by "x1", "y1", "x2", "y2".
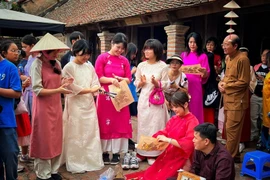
[
  {"x1": 130, "y1": 152, "x2": 139, "y2": 169},
  {"x1": 17, "y1": 164, "x2": 24, "y2": 172},
  {"x1": 239, "y1": 143, "x2": 245, "y2": 153},
  {"x1": 147, "y1": 158, "x2": 155, "y2": 165},
  {"x1": 121, "y1": 152, "x2": 131, "y2": 170}
]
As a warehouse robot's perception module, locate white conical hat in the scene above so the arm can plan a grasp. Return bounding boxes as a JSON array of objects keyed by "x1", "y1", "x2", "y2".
[
  {"x1": 223, "y1": 0, "x2": 240, "y2": 9},
  {"x1": 224, "y1": 11, "x2": 239, "y2": 18},
  {"x1": 30, "y1": 33, "x2": 69, "y2": 52},
  {"x1": 225, "y1": 20, "x2": 237, "y2": 25},
  {"x1": 227, "y1": 28, "x2": 235, "y2": 33}
]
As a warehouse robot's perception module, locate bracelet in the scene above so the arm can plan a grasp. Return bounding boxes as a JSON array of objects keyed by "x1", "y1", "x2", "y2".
[{"x1": 168, "y1": 138, "x2": 172, "y2": 144}]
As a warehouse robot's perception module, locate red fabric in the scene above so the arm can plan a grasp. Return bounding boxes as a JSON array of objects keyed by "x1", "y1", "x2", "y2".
[
  {"x1": 125, "y1": 171, "x2": 145, "y2": 180},
  {"x1": 203, "y1": 108, "x2": 215, "y2": 124},
  {"x1": 214, "y1": 54, "x2": 221, "y2": 69},
  {"x1": 16, "y1": 113, "x2": 31, "y2": 137},
  {"x1": 143, "y1": 113, "x2": 199, "y2": 180}
]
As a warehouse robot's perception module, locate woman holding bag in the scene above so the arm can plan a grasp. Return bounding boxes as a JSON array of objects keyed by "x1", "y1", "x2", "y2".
[
  {"x1": 135, "y1": 39, "x2": 169, "y2": 165},
  {"x1": 95, "y1": 33, "x2": 132, "y2": 165}
]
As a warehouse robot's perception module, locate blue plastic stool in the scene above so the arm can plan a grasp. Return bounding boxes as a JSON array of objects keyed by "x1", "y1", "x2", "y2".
[{"x1": 240, "y1": 150, "x2": 270, "y2": 180}]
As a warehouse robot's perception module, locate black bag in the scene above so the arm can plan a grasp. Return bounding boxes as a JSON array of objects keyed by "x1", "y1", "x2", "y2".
[
  {"x1": 203, "y1": 52, "x2": 220, "y2": 108},
  {"x1": 203, "y1": 81, "x2": 220, "y2": 108}
]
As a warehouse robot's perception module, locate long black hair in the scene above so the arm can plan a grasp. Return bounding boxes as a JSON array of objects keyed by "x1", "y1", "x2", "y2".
[
  {"x1": 185, "y1": 32, "x2": 203, "y2": 56},
  {"x1": 126, "y1": 43, "x2": 137, "y2": 66}
]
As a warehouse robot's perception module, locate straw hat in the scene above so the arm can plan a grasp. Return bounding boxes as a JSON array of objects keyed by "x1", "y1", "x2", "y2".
[
  {"x1": 166, "y1": 54, "x2": 183, "y2": 64},
  {"x1": 30, "y1": 33, "x2": 69, "y2": 52}
]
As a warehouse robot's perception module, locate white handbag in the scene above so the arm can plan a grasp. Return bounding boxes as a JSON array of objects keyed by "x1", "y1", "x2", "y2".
[{"x1": 15, "y1": 96, "x2": 28, "y2": 115}]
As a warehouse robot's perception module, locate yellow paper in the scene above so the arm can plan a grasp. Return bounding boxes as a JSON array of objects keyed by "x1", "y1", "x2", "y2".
[
  {"x1": 108, "y1": 80, "x2": 134, "y2": 111},
  {"x1": 137, "y1": 135, "x2": 169, "y2": 151}
]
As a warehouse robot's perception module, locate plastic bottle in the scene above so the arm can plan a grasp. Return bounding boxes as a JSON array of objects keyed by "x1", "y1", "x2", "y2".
[{"x1": 99, "y1": 176, "x2": 108, "y2": 180}]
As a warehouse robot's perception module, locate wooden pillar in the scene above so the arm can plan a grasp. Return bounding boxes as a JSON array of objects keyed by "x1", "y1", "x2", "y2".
[
  {"x1": 97, "y1": 31, "x2": 115, "y2": 53},
  {"x1": 164, "y1": 24, "x2": 190, "y2": 58}
]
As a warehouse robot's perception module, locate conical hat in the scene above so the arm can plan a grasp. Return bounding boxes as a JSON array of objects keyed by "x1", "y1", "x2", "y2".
[
  {"x1": 224, "y1": 11, "x2": 239, "y2": 18},
  {"x1": 30, "y1": 33, "x2": 69, "y2": 52},
  {"x1": 223, "y1": 0, "x2": 240, "y2": 9}
]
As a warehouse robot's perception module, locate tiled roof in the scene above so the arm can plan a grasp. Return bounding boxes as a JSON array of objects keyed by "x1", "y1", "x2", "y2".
[{"x1": 45, "y1": 0, "x2": 208, "y2": 27}]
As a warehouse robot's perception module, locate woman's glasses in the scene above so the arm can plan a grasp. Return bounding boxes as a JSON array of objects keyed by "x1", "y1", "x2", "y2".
[{"x1": 9, "y1": 49, "x2": 21, "y2": 55}]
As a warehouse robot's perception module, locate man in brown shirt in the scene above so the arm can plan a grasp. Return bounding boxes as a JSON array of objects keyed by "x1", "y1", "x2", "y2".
[{"x1": 218, "y1": 34, "x2": 250, "y2": 160}]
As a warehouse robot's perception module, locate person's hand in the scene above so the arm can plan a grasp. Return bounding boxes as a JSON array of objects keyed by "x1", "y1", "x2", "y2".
[
  {"x1": 139, "y1": 75, "x2": 146, "y2": 88},
  {"x1": 131, "y1": 66, "x2": 137, "y2": 74},
  {"x1": 20, "y1": 75, "x2": 28, "y2": 81},
  {"x1": 151, "y1": 75, "x2": 159, "y2": 87},
  {"x1": 22, "y1": 77, "x2": 31, "y2": 88},
  {"x1": 199, "y1": 67, "x2": 207, "y2": 78},
  {"x1": 58, "y1": 83, "x2": 72, "y2": 94},
  {"x1": 141, "y1": 75, "x2": 146, "y2": 83},
  {"x1": 62, "y1": 77, "x2": 74, "y2": 85},
  {"x1": 218, "y1": 81, "x2": 226, "y2": 93},
  {"x1": 111, "y1": 78, "x2": 120, "y2": 88},
  {"x1": 112, "y1": 73, "x2": 123, "y2": 82},
  {"x1": 157, "y1": 135, "x2": 170, "y2": 143},
  {"x1": 170, "y1": 81, "x2": 178, "y2": 89},
  {"x1": 257, "y1": 75, "x2": 264, "y2": 81}
]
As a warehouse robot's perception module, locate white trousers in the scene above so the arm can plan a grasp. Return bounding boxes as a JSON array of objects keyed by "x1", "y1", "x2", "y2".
[{"x1": 34, "y1": 155, "x2": 61, "y2": 179}]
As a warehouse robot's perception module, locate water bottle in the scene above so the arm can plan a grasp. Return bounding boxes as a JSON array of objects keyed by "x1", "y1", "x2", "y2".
[{"x1": 99, "y1": 176, "x2": 108, "y2": 180}]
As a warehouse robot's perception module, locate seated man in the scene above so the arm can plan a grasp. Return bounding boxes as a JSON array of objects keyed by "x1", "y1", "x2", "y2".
[{"x1": 167, "y1": 123, "x2": 235, "y2": 180}]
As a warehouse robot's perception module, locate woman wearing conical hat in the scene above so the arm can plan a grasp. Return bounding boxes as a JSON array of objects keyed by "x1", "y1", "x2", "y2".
[{"x1": 29, "y1": 33, "x2": 73, "y2": 180}]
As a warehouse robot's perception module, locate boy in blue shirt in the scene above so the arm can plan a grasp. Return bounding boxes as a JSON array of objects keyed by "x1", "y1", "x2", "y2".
[{"x1": 0, "y1": 53, "x2": 22, "y2": 180}]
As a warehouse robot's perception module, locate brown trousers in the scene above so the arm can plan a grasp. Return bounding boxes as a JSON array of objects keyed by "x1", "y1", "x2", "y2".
[{"x1": 224, "y1": 109, "x2": 246, "y2": 158}]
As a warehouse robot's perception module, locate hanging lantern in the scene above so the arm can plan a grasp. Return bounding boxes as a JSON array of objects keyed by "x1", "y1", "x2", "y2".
[
  {"x1": 223, "y1": 0, "x2": 240, "y2": 9},
  {"x1": 226, "y1": 28, "x2": 235, "y2": 33},
  {"x1": 224, "y1": 0, "x2": 241, "y2": 34},
  {"x1": 225, "y1": 20, "x2": 237, "y2": 25},
  {"x1": 224, "y1": 11, "x2": 239, "y2": 18}
]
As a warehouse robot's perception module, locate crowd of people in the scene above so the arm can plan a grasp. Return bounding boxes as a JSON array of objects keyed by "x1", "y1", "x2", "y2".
[{"x1": 1, "y1": 30, "x2": 270, "y2": 180}]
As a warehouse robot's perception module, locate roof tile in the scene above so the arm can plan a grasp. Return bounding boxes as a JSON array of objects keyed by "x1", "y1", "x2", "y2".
[{"x1": 45, "y1": 0, "x2": 208, "y2": 27}]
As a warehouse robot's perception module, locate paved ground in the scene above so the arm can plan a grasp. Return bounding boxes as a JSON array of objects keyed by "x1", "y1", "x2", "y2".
[{"x1": 17, "y1": 117, "x2": 267, "y2": 180}]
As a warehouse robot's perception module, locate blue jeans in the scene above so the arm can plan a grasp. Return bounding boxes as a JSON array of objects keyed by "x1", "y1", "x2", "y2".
[{"x1": 0, "y1": 128, "x2": 19, "y2": 180}]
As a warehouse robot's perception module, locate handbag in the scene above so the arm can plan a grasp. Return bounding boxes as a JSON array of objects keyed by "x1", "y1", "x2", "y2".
[
  {"x1": 149, "y1": 81, "x2": 165, "y2": 105},
  {"x1": 203, "y1": 81, "x2": 220, "y2": 108},
  {"x1": 15, "y1": 96, "x2": 28, "y2": 115}
]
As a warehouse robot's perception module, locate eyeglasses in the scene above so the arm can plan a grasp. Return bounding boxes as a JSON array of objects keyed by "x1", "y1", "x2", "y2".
[{"x1": 9, "y1": 49, "x2": 21, "y2": 55}]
